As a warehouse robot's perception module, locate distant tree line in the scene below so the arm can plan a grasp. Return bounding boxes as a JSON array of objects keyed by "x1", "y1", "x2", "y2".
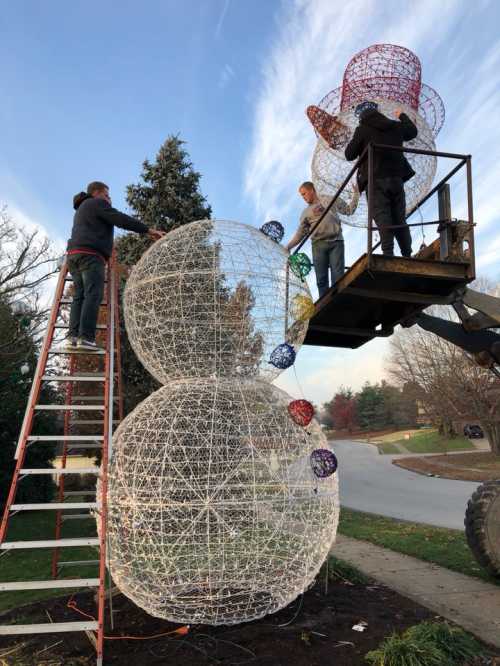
[{"x1": 319, "y1": 381, "x2": 418, "y2": 433}]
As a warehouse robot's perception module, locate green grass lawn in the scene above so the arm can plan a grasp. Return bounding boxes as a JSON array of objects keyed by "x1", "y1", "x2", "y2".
[
  {"x1": 377, "y1": 442, "x2": 402, "y2": 455},
  {"x1": 338, "y1": 507, "x2": 500, "y2": 586},
  {"x1": 396, "y1": 430, "x2": 475, "y2": 454},
  {"x1": 0, "y1": 510, "x2": 98, "y2": 612}
]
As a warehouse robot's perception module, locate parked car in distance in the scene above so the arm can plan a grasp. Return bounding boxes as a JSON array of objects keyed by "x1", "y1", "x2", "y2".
[{"x1": 464, "y1": 424, "x2": 484, "y2": 438}]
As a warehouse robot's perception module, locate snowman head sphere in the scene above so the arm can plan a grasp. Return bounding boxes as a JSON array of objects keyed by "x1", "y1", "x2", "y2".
[{"x1": 124, "y1": 219, "x2": 311, "y2": 383}]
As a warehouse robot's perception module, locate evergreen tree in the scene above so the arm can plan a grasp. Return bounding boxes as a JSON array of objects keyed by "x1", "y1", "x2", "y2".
[
  {"x1": 0, "y1": 299, "x2": 57, "y2": 510},
  {"x1": 115, "y1": 136, "x2": 212, "y2": 413},
  {"x1": 355, "y1": 382, "x2": 385, "y2": 431}
]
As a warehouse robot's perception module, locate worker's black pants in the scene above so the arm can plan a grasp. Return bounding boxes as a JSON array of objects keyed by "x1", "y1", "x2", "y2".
[
  {"x1": 372, "y1": 176, "x2": 412, "y2": 257},
  {"x1": 67, "y1": 254, "x2": 105, "y2": 342}
]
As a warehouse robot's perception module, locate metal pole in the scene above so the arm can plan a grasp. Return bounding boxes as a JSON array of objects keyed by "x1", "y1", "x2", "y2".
[
  {"x1": 367, "y1": 143, "x2": 374, "y2": 266},
  {"x1": 466, "y1": 156, "x2": 475, "y2": 280},
  {"x1": 96, "y1": 258, "x2": 114, "y2": 665},
  {"x1": 284, "y1": 261, "x2": 290, "y2": 339}
]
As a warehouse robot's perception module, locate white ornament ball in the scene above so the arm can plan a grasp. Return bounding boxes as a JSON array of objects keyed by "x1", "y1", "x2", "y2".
[
  {"x1": 124, "y1": 219, "x2": 311, "y2": 383},
  {"x1": 107, "y1": 378, "x2": 339, "y2": 625}
]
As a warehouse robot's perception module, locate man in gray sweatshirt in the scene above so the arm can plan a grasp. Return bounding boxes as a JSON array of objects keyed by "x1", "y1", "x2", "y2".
[{"x1": 286, "y1": 181, "x2": 358, "y2": 298}]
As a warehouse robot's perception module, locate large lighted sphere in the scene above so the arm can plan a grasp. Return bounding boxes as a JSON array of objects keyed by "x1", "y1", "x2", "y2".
[
  {"x1": 107, "y1": 379, "x2": 339, "y2": 625},
  {"x1": 311, "y1": 98, "x2": 437, "y2": 228},
  {"x1": 124, "y1": 219, "x2": 311, "y2": 383}
]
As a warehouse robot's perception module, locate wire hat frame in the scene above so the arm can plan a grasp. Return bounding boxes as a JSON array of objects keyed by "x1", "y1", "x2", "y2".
[{"x1": 307, "y1": 44, "x2": 445, "y2": 228}]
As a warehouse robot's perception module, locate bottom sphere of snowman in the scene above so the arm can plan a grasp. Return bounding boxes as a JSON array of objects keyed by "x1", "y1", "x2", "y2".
[{"x1": 107, "y1": 378, "x2": 339, "y2": 625}]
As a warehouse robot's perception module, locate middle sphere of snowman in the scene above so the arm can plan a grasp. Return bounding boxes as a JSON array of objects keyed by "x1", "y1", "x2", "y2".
[{"x1": 123, "y1": 219, "x2": 312, "y2": 382}]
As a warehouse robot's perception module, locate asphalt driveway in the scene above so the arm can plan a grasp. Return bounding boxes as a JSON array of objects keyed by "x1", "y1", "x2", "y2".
[{"x1": 332, "y1": 440, "x2": 480, "y2": 529}]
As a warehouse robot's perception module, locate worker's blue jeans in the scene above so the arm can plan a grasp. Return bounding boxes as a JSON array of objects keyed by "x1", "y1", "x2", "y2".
[
  {"x1": 67, "y1": 254, "x2": 106, "y2": 342},
  {"x1": 311, "y1": 239, "x2": 345, "y2": 299}
]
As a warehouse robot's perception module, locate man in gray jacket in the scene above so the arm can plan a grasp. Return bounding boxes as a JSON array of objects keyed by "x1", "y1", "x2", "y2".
[{"x1": 286, "y1": 181, "x2": 357, "y2": 298}]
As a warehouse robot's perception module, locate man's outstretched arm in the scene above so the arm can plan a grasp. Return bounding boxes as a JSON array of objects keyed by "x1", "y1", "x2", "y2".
[{"x1": 96, "y1": 199, "x2": 164, "y2": 239}]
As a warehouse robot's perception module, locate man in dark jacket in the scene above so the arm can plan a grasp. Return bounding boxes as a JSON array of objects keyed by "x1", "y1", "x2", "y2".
[
  {"x1": 345, "y1": 102, "x2": 418, "y2": 257},
  {"x1": 66, "y1": 181, "x2": 164, "y2": 351}
]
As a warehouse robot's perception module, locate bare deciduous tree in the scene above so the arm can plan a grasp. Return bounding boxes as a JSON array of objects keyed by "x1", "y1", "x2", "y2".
[
  {"x1": 388, "y1": 300, "x2": 500, "y2": 456},
  {"x1": 0, "y1": 205, "x2": 58, "y2": 356}
]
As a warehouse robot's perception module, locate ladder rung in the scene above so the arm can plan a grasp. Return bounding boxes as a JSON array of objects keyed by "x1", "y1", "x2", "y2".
[
  {"x1": 67, "y1": 444, "x2": 103, "y2": 450},
  {"x1": 28, "y1": 436, "x2": 104, "y2": 441},
  {"x1": 55, "y1": 323, "x2": 106, "y2": 330},
  {"x1": 1, "y1": 538, "x2": 100, "y2": 550},
  {"x1": 58, "y1": 560, "x2": 99, "y2": 568},
  {"x1": 0, "y1": 578, "x2": 100, "y2": 591},
  {"x1": 10, "y1": 502, "x2": 98, "y2": 511},
  {"x1": 0, "y1": 621, "x2": 99, "y2": 635},
  {"x1": 62, "y1": 514, "x2": 93, "y2": 521},
  {"x1": 20, "y1": 468, "x2": 100, "y2": 476},
  {"x1": 70, "y1": 420, "x2": 120, "y2": 425},
  {"x1": 64, "y1": 490, "x2": 96, "y2": 496},
  {"x1": 35, "y1": 405, "x2": 105, "y2": 411},
  {"x1": 69, "y1": 396, "x2": 119, "y2": 402},
  {"x1": 48, "y1": 349, "x2": 106, "y2": 356},
  {"x1": 41, "y1": 375, "x2": 106, "y2": 382}
]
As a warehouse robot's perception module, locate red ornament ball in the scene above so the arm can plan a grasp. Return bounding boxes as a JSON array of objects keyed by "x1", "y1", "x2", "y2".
[{"x1": 288, "y1": 400, "x2": 314, "y2": 427}]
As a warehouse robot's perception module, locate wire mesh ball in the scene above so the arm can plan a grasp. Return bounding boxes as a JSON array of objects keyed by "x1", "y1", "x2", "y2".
[
  {"x1": 124, "y1": 219, "x2": 311, "y2": 383},
  {"x1": 260, "y1": 220, "x2": 284, "y2": 243},
  {"x1": 269, "y1": 342, "x2": 296, "y2": 369},
  {"x1": 106, "y1": 378, "x2": 339, "y2": 625},
  {"x1": 288, "y1": 253, "x2": 312, "y2": 280},
  {"x1": 310, "y1": 96, "x2": 438, "y2": 228},
  {"x1": 290, "y1": 294, "x2": 315, "y2": 323},
  {"x1": 310, "y1": 449, "x2": 338, "y2": 478},
  {"x1": 288, "y1": 399, "x2": 315, "y2": 427}
]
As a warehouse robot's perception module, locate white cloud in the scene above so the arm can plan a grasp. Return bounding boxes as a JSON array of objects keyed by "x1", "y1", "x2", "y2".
[
  {"x1": 215, "y1": 0, "x2": 230, "y2": 39},
  {"x1": 2, "y1": 201, "x2": 66, "y2": 308}
]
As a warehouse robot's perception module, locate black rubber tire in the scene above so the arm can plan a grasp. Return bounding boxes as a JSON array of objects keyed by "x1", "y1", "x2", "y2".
[{"x1": 464, "y1": 479, "x2": 500, "y2": 578}]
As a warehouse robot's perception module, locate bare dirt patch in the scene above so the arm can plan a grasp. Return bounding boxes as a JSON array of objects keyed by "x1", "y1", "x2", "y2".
[
  {"x1": 0, "y1": 574, "x2": 437, "y2": 665},
  {"x1": 393, "y1": 452, "x2": 500, "y2": 481}
]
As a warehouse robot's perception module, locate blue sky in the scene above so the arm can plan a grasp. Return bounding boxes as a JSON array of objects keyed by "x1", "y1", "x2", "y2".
[{"x1": 1, "y1": 0, "x2": 499, "y2": 405}]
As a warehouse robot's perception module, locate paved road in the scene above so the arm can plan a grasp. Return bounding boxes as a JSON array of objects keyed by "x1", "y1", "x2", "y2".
[{"x1": 332, "y1": 440, "x2": 480, "y2": 529}]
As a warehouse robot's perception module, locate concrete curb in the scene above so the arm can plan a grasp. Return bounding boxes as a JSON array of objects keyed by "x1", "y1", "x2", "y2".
[{"x1": 331, "y1": 534, "x2": 500, "y2": 649}]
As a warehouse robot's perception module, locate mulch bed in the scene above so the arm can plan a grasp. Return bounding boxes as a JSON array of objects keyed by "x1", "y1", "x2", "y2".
[
  {"x1": 393, "y1": 451, "x2": 500, "y2": 481},
  {"x1": 0, "y1": 574, "x2": 440, "y2": 665}
]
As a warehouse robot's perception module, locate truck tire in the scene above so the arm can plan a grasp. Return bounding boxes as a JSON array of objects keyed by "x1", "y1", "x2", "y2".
[{"x1": 464, "y1": 479, "x2": 500, "y2": 577}]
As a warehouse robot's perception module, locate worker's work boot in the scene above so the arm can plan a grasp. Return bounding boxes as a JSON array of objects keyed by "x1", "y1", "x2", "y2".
[
  {"x1": 77, "y1": 338, "x2": 103, "y2": 352},
  {"x1": 62, "y1": 336, "x2": 77, "y2": 350}
]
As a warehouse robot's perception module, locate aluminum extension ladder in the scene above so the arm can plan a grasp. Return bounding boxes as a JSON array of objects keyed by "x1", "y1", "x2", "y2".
[{"x1": 0, "y1": 254, "x2": 123, "y2": 665}]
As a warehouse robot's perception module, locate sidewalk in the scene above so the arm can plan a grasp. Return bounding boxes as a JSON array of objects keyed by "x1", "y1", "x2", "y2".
[{"x1": 332, "y1": 534, "x2": 500, "y2": 649}]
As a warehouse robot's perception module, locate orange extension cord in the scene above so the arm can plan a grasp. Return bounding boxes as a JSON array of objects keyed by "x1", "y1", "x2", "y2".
[{"x1": 67, "y1": 596, "x2": 190, "y2": 641}]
